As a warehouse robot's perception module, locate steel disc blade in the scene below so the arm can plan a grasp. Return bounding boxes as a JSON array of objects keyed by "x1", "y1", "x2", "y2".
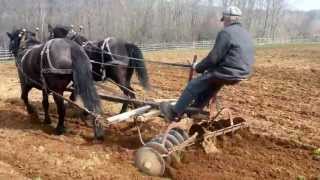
[
  {"x1": 169, "y1": 129, "x2": 185, "y2": 144},
  {"x1": 152, "y1": 137, "x2": 174, "y2": 150},
  {"x1": 145, "y1": 142, "x2": 168, "y2": 154},
  {"x1": 166, "y1": 134, "x2": 180, "y2": 146},
  {"x1": 172, "y1": 128, "x2": 189, "y2": 141},
  {"x1": 145, "y1": 141, "x2": 172, "y2": 163},
  {"x1": 134, "y1": 147, "x2": 166, "y2": 176}
]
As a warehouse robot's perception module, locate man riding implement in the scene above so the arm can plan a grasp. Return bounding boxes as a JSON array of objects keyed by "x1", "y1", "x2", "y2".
[{"x1": 160, "y1": 6, "x2": 255, "y2": 122}]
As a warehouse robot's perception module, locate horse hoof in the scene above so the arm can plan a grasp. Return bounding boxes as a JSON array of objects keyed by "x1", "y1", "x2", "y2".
[
  {"x1": 27, "y1": 106, "x2": 37, "y2": 114},
  {"x1": 44, "y1": 119, "x2": 52, "y2": 125},
  {"x1": 94, "y1": 128, "x2": 105, "y2": 140},
  {"x1": 64, "y1": 102, "x2": 73, "y2": 109},
  {"x1": 27, "y1": 108, "x2": 33, "y2": 114},
  {"x1": 55, "y1": 127, "x2": 66, "y2": 135},
  {"x1": 119, "y1": 109, "x2": 128, "y2": 114},
  {"x1": 29, "y1": 113, "x2": 40, "y2": 123}
]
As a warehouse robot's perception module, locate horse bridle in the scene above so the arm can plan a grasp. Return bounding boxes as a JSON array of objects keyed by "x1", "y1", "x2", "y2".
[
  {"x1": 66, "y1": 29, "x2": 78, "y2": 41},
  {"x1": 100, "y1": 38, "x2": 114, "y2": 81},
  {"x1": 66, "y1": 32, "x2": 118, "y2": 82},
  {"x1": 14, "y1": 29, "x2": 33, "y2": 66},
  {"x1": 18, "y1": 29, "x2": 28, "y2": 50}
]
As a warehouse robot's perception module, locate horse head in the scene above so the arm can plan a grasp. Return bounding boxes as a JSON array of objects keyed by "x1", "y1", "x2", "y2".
[
  {"x1": 48, "y1": 24, "x2": 88, "y2": 45},
  {"x1": 7, "y1": 28, "x2": 38, "y2": 55},
  {"x1": 48, "y1": 24, "x2": 72, "y2": 39}
]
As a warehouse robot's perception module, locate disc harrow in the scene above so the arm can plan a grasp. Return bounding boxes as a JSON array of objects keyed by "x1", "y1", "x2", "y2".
[{"x1": 133, "y1": 110, "x2": 248, "y2": 177}]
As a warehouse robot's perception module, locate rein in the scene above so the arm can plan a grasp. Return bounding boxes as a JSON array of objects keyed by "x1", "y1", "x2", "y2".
[{"x1": 81, "y1": 39, "x2": 192, "y2": 69}]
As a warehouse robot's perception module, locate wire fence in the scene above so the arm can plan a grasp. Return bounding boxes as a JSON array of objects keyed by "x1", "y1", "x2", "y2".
[{"x1": 1, "y1": 36, "x2": 320, "y2": 63}]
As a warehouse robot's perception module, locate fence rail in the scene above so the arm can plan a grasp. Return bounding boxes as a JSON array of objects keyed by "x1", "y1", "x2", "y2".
[
  {"x1": 138, "y1": 37, "x2": 320, "y2": 52},
  {"x1": 0, "y1": 49, "x2": 13, "y2": 62},
  {"x1": 1, "y1": 37, "x2": 319, "y2": 62}
]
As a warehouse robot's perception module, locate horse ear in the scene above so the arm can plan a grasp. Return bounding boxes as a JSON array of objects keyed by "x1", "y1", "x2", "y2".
[
  {"x1": 48, "y1": 24, "x2": 53, "y2": 32},
  {"x1": 6, "y1": 32, "x2": 12, "y2": 39}
]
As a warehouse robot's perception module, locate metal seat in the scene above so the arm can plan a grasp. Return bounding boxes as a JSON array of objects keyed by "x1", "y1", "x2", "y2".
[{"x1": 208, "y1": 78, "x2": 248, "y2": 123}]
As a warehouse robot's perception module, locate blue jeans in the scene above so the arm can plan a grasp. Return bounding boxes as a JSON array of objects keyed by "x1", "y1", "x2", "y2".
[{"x1": 173, "y1": 72, "x2": 239, "y2": 115}]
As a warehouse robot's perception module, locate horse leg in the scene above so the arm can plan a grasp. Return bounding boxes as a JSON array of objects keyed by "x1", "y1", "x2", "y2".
[
  {"x1": 126, "y1": 85, "x2": 136, "y2": 100},
  {"x1": 53, "y1": 92, "x2": 66, "y2": 135},
  {"x1": 119, "y1": 90, "x2": 129, "y2": 113},
  {"x1": 117, "y1": 66, "x2": 138, "y2": 113},
  {"x1": 69, "y1": 90, "x2": 76, "y2": 101},
  {"x1": 93, "y1": 117, "x2": 104, "y2": 140},
  {"x1": 64, "y1": 90, "x2": 76, "y2": 109},
  {"x1": 42, "y1": 90, "x2": 51, "y2": 124},
  {"x1": 119, "y1": 85, "x2": 135, "y2": 113},
  {"x1": 69, "y1": 83, "x2": 76, "y2": 101},
  {"x1": 110, "y1": 67, "x2": 131, "y2": 113},
  {"x1": 125, "y1": 68, "x2": 136, "y2": 108},
  {"x1": 21, "y1": 85, "x2": 36, "y2": 114}
]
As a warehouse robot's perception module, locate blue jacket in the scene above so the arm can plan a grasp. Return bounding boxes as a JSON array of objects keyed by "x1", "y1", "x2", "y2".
[{"x1": 196, "y1": 22, "x2": 255, "y2": 80}]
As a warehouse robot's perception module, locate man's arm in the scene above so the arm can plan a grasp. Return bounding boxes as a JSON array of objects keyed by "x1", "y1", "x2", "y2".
[{"x1": 195, "y1": 31, "x2": 231, "y2": 73}]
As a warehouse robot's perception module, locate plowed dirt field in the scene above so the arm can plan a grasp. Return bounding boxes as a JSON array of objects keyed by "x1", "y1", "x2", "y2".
[{"x1": 0, "y1": 44, "x2": 319, "y2": 179}]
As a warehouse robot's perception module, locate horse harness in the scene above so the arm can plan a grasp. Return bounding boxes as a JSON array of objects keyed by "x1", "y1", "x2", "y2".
[
  {"x1": 66, "y1": 29, "x2": 78, "y2": 41},
  {"x1": 40, "y1": 40, "x2": 73, "y2": 75},
  {"x1": 100, "y1": 37, "x2": 115, "y2": 80},
  {"x1": 82, "y1": 37, "x2": 116, "y2": 81},
  {"x1": 17, "y1": 37, "x2": 73, "y2": 92}
]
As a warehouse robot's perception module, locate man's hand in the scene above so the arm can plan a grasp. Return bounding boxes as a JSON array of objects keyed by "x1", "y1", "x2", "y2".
[
  {"x1": 192, "y1": 61, "x2": 199, "y2": 70},
  {"x1": 193, "y1": 61, "x2": 206, "y2": 74}
]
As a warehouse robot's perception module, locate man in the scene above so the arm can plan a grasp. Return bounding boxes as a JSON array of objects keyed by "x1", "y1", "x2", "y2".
[{"x1": 160, "y1": 6, "x2": 255, "y2": 122}]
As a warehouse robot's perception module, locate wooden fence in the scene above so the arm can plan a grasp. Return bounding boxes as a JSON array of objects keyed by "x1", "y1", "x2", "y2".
[
  {"x1": 137, "y1": 37, "x2": 320, "y2": 52},
  {"x1": 1, "y1": 36, "x2": 319, "y2": 62},
  {"x1": 0, "y1": 49, "x2": 13, "y2": 62}
]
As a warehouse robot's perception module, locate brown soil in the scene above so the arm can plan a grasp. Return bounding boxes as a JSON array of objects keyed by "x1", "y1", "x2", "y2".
[{"x1": 0, "y1": 44, "x2": 319, "y2": 179}]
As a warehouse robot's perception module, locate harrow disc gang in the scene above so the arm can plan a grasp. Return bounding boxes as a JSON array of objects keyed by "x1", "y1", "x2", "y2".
[
  {"x1": 134, "y1": 116, "x2": 248, "y2": 177},
  {"x1": 134, "y1": 128, "x2": 189, "y2": 176}
]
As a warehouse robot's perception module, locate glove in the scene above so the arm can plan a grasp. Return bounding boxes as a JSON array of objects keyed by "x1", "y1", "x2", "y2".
[
  {"x1": 195, "y1": 67, "x2": 205, "y2": 74},
  {"x1": 194, "y1": 61, "x2": 205, "y2": 73},
  {"x1": 192, "y1": 61, "x2": 199, "y2": 70}
]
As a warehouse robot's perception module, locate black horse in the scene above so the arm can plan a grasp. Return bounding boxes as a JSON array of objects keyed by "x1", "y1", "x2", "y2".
[
  {"x1": 48, "y1": 24, "x2": 150, "y2": 113},
  {"x1": 7, "y1": 28, "x2": 104, "y2": 139}
]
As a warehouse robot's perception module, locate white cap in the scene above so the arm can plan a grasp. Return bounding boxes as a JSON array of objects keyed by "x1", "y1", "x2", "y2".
[{"x1": 221, "y1": 6, "x2": 242, "y2": 21}]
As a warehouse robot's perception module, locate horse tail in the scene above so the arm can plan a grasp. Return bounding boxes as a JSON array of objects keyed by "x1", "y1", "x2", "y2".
[
  {"x1": 71, "y1": 45, "x2": 101, "y2": 113},
  {"x1": 126, "y1": 43, "x2": 150, "y2": 90}
]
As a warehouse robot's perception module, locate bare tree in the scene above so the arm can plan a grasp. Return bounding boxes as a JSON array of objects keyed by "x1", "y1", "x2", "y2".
[{"x1": 0, "y1": 0, "x2": 317, "y2": 47}]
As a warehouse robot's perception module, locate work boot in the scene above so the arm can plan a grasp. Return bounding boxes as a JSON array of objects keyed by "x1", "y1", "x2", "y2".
[{"x1": 160, "y1": 102, "x2": 179, "y2": 122}]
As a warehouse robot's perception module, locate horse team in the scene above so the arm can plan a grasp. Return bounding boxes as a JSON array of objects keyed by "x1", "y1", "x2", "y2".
[{"x1": 6, "y1": 25, "x2": 150, "y2": 139}]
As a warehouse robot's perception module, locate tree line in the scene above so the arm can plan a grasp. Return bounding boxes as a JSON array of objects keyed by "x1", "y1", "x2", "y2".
[{"x1": 0, "y1": 0, "x2": 319, "y2": 48}]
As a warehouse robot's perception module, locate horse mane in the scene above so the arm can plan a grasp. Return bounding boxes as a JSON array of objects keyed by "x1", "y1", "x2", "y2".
[
  {"x1": 22, "y1": 30, "x2": 41, "y2": 47},
  {"x1": 50, "y1": 24, "x2": 88, "y2": 45},
  {"x1": 26, "y1": 36, "x2": 41, "y2": 46},
  {"x1": 55, "y1": 24, "x2": 72, "y2": 31},
  {"x1": 54, "y1": 24, "x2": 72, "y2": 35}
]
